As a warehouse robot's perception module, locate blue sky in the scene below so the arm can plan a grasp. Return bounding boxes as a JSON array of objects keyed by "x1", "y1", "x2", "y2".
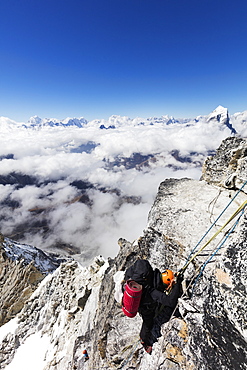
[{"x1": 1, "y1": 0, "x2": 247, "y2": 121}]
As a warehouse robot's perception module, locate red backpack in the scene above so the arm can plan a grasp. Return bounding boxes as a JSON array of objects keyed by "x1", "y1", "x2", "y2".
[{"x1": 122, "y1": 280, "x2": 142, "y2": 318}]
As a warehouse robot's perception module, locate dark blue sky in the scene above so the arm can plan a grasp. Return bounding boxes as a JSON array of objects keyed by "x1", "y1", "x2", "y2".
[{"x1": 1, "y1": 0, "x2": 247, "y2": 121}]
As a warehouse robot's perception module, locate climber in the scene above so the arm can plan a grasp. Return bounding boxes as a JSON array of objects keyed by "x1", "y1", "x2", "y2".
[
  {"x1": 82, "y1": 349, "x2": 89, "y2": 362},
  {"x1": 123, "y1": 259, "x2": 183, "y2": 355}
]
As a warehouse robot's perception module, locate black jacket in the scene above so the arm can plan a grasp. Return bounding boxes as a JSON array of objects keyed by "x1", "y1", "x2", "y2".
[
  {"x1": 150, "y1": 268, "x2": 181, "y2": 308},
  {"x1": 124, "y1": 260, "x2": 181, "y2": 315}
]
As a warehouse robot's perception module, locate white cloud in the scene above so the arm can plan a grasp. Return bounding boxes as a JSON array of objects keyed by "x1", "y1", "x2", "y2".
[
  {"x1": 49, "y1": 202, "x2": 91, "y2": 241},
  {"x1": 10, "y1": 186, "x2": 44, "y2": 209},
  {"x1": 0, "y1": 116, "x2": 235, "y2": 261},
  {"x1": 0, "y1": 184, "x2": 15, "y2": 199}
]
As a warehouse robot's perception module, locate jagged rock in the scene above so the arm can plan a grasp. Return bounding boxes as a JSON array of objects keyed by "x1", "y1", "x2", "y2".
[
  {"x1": 0, "y1": 254, "x2": 43, "y2": 326},
  {"x1": 0, "y1": 256, "x2": 108, "y2": 369},
  {"x1": 78, "y1": 288, "x2": 92, "y2": 310},
  {"x1": 201, "y1": 137, "x2": 247, "y2": 188},
  {"x1": 0, "y1": 137, "x2": 247, "y2": 369},
  {"x1": 0, "y1": 237, "x2": 64, "y2": 328},
  {"x1": 0, "y1": 233, "x2": 4, "y2": 244}
]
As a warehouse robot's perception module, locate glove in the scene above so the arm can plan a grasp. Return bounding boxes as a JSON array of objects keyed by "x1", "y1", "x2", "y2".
[{"x1": 176, "y1": 272, "x2": 184, "y2": 285}]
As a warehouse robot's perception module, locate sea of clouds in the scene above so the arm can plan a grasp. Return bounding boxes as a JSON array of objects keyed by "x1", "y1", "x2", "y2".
[{"x1": 0, "y1": 109, "x2": 245, "y2": 263}]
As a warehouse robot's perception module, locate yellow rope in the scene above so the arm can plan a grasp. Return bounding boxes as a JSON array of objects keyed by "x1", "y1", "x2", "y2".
[{"x1": 181, "y1": 199, "x2": 247, "y2": 272}]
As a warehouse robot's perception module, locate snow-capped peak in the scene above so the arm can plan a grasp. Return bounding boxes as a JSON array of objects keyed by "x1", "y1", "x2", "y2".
[
  {"x1": 3, "y1": 237, "x2": 64, "y2": 274},
  {"x1": 205, "y1": 105, "x2": 236, "y2": 133},
  {"x1": 206, "y1": 105, "x2": 229, "y2": 124},
  {"x1": 24, "y1": 116, "x2": 88, "y2": 129}
]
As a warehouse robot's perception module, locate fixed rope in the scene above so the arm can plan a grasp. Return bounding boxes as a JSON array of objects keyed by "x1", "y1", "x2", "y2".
[
  {"x1": 180, "y1": 199, "x2": 247, "y2": 274},
  {"x1": 191, "y1": 208, "x2": 245, "y2": 295},
  {"x1": 182, "y1": 180, "x2": 247, "y2": 270},
  {"x1": 118, "y1": 338, "x2": 141, "y2": 369}
]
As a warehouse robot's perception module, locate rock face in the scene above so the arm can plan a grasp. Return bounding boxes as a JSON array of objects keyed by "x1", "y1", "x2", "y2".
[
  {"x1": 0, "y1": 235, "x2": 63, "y2": 327},
  {"x1": 0, "y1": 256, "x2": 108, "y2": 369},
  {"x1": 202, "y1": 136, "x2": 247, "y2": 187},
  {"x1": 0, "y1": 137, "x2": 247, "y2": 370}
]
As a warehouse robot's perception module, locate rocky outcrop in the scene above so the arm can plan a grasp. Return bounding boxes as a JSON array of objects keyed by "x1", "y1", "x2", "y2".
[
  {"x1": 0, "y1": 247, "x2": 44, "y2": 326},
  {"x1": 0, "y1": 234, "x2": 63, "y2": 328},
  {"x1": 0, "y1": 256, "x2": 108, "y2": 369},
  {"x1": 0, "y1": 137, "x2": 247, "y2": 369},
  {"x1": 202, "y1": 137, "x2": 247, "y2": 188}
]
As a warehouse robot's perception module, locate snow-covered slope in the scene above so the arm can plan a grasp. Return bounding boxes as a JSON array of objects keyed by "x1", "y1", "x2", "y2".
[
  {"x1": 0, "y1": 256, "x2": 108, "y2": 370},
  {"x1": 2, "y1": 237, "x2": 63, "y2": 273}
]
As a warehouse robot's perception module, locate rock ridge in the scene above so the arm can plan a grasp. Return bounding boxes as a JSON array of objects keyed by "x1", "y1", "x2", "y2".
[{"x1": 0, "y1": 234, "x2": 64, "y2": 328}]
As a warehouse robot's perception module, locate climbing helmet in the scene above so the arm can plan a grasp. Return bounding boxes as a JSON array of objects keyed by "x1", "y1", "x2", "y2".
[{"x1": 161, "y1": 269, "x2": 174, "y2": 288}]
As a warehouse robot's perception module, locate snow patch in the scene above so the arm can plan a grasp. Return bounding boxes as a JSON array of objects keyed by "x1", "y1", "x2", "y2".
[
  {"x1": 0, "y1": 317, "x2": 18, "y2": 343},
  {"x1": 5, "y1": 332, "x2": 51, "y2": 370}
]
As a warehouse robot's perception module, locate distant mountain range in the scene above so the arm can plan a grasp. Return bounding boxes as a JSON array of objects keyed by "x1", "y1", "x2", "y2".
[{"x1": 0, "y1": 105, "x2": 247, "y2": 133}]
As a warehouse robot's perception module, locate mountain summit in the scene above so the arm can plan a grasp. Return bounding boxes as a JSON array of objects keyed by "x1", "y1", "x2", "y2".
[
  {"x1": 206, "y1": 105, "x2": 236, "y2": 133},
  {"x1": 206, "y1": 105, "x2": 229, "y2": 123}
]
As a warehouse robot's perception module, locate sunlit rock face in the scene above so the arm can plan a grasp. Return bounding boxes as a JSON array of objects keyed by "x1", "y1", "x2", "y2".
[
  {"x1": 201, "y1": 136, "x2": 247, "y2": 187},
  {"x1": 0, "y1": 137, "x2": 246, "y2": 370},
  {"x1": 0, "y1": 234, "x2": 62, "y2": 328},
  {"x1": 0, "y1": 256, "x2": 108, "y2": 369}
]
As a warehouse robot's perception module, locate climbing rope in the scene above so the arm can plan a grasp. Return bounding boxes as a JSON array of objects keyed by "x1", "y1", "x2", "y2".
[
  {"x1": 153, "y1": 230, "x2": 241, "y2": 369},
  {"x1": 180, "y1": 198, "x2": 247, "y2": 274},
  {"x1": 191, "y1": 208, "x2": 245, "y2": 295},
  {"x1": 208, "y1": 189, "x2": 222, "y2": 225},
  {"x1": 182, "y1": 180, "x2": 247, "y2": 271},
  {"x1": 119, "y1": 195, "x2": 247, "y2": 369},
  {"x1": 118, "y1": 337, "x2": 141, "y2": 369}
]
